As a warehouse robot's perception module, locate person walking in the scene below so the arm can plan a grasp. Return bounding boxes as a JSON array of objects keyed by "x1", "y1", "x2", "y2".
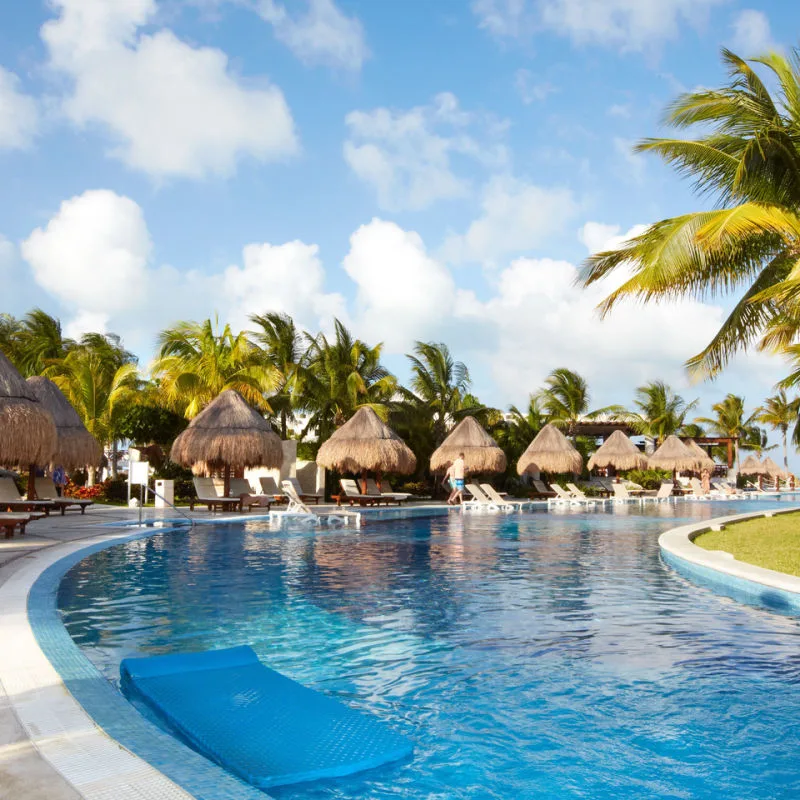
[
  {"x1": 52, "y1": 464, "x2": 67, "y2": 497},
  {"x1": 444, "y1": 452, "x2": 466, "y2": 505}
]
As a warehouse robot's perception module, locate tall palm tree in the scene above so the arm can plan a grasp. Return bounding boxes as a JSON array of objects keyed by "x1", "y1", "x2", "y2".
[
  {"x1": 12, "y1": 309, "x2": 75, "y2": 376},
  {"x1": 152, "y1": 318, "x2": 279, "y2": 419},
  {"x1": 578, "y1": 49, "x2": 800, "y2": 380},
  {"x1": 536, "y1": 367, "x2": 622, "y2": 434},
  {"x1": 628, "y1": 381, "x2": 698, "y2": 446},
  {"x1": 757, "y1": 389, "x2": 800, "y2": 469},
  {"x1": 46, "y1": 349, "x2": 142, "y2": 484},
  {"x1": 696, "y1": 393, "x2": 761, "y2": 470},
  {"x1": 249, "y1": 312, "x2": 304, "y2": 439},
  {"x1": 299, "y1": 319, "x2": 396, "y2": 441}
]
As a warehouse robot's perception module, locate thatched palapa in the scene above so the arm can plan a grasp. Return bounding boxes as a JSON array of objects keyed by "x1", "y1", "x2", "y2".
[
  {"x1": 27, "y1": 376, "x2": 102, "y2": 469},
  {"x1": 684, "y1": 439, "x2": 716, "y2": 473},
  {"x1": 739, "y1": 454, "x2": 768, "y2": 476},
  {"x1": 647, "y1": 435, "x2": 700, "y2": 472},
  {"x1": 430, "y1": 416, "x2": 506, "y2": 473},
  {"x1": 316, "y1": 407, "x2": 416, "y2": 475},
  {"x1": 762, "y1": 456, "x2": 784, "y2": 478},
  {"x1": 587, "y1": 429, "x2": 647, "y2": 472},
  {"x1": 0, "y1": 350, "x2": 57, "y2": 468},
  {"x1": 170, "y1": 391, "x2": 283, "y2": 488},
  {"x1": 517, "y1": 423, "x2": 582, "y2": 475}
]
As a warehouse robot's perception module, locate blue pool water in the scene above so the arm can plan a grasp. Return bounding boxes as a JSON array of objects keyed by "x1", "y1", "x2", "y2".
[{"x1": 59, "y1": 500, "x2": 800, "y2": 799}]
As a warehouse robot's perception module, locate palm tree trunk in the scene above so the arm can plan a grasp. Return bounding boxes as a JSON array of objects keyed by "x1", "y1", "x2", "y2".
[
  {"x1": 87, "y1": 466, "x2": 96, "y2": 486},
  {"x1": 111, "y1": 440, "x2": 118, "y2": 478},
  {"x1": 28, "y1": 464, "x2": 37, "y2": 500},
  {"x1": 783, "y1": 429, "x2": 789, "y2": 471},
  {"x1": 281, "y1": 409, "x2": 288, "y2": 440}
]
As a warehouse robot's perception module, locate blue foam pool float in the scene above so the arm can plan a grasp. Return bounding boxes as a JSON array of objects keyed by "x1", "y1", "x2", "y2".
[{"x1": 120, "y1": 645, "x2": 413, "y2": 788}]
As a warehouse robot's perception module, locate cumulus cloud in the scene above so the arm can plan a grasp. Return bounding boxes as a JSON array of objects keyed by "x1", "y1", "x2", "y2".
[
  {"x1": 473, "y1": 0, "x2": 724, "y2": 52},
  {"x1": 41, "y1": 0, "x2": 297, "y2": 179},
  {"x1": 515, "y1": 69, "x2": 557, "y2": 103},
  {"x1": 0, "y1": 67, "x2": 39, "y2": 150},
  {"x1": 442, "y1": 176, "x2": 578, "y2": 265},
  {"x1": 343, "y1": 93, "x2": 508, "y2": 211},
  {"x1": 257, "y1": 0, "x2": 368, "y2": 70},
  {"x1": 730, "y1": 10, "x2": 777, "y2": 56}
]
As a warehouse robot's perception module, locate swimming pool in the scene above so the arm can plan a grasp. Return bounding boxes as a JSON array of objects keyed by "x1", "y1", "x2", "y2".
[{"x1": 58, "y1": 500, "x2": 800, "y2": 799}]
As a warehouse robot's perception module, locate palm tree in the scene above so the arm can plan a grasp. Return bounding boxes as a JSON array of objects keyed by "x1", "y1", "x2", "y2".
[
  {"x1": 696, "y1": 393, "x2": 761, "y2": 470},
  {"x1": 152, "y1": 318, "x2": 279, "y2": 419},
  {"x1": 299, "y1": 319, "x2": 396, "y2": 441},
  {"x1": 249, "y1": 312, "x2": 304, "y2": 439},
  {"x1": 577, "y1": 49, "x2": 800, "y2": 380},
  {"x1": 757, "y1": 389, "x2": 799, "y2": 469},
  {"x1": 628, "y1": 381, "x2": 698, "y2": 446},
  {"x1": 12, "y1": 309, "x2": 75, "y2": 376},
  {"x1": 46, "y1": 349, "x2": 142, "y2": 484},
  {"x1": 536, "y1": 367, "x2": 623, "y2": 434}
]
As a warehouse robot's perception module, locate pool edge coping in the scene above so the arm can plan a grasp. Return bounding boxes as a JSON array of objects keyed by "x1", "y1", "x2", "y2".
[{"x1": 658, "y1": 505, "x2": 800, "y2": 613}]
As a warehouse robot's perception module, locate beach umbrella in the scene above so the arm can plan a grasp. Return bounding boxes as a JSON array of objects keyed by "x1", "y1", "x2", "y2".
[
  {"x1": 587, "y1": 429, "x2": 647, "y2": 473},
  {"x1": 684, "y1": 439, "x2": 716, "y2": 473},
  {"x1": 647, "y1": 435, "x2": 701, "y2": 473},
  {"x1": 517, "y1": 423, "x2": 582, "y2": 476},
  {"x1": 0, "y1": 350, "x2": 57, "y2": 499},
  {"x1": 170, "y1": 390, "x2": 283, "y2": 496},
  {"x1": 26, "y1": 377, "x2": 103, "y2": 471},
  {"x1": 739, "y1": 454, "x2": 768, "y2": 476},
  {"x1": 316, "y1": 407, "x2": 416, "y2": 491},
  {"x1": 430, "y1": 416, "x2": 506, "y2": 474}
]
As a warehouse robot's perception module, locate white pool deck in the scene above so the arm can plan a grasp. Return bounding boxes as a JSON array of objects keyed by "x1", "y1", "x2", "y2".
[{"x1": 0, "y1": 501, "x2": 451, "y2": 800}]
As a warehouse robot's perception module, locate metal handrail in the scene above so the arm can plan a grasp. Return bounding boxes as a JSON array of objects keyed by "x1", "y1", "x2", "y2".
[{"x1": 145, "y1": 485, "x2": 196, "y2": 528}]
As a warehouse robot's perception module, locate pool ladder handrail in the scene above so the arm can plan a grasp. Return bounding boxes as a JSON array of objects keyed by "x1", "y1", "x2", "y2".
[{"x1": 145, "y1": 485, "x2": 196, "y2": 528}]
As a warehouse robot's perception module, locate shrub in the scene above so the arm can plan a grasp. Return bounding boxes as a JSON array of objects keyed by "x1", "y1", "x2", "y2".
[
  {"x1": 64, "y1": 480, "x2": 104, "y2": 500},
  {"x1": 621, "y1": 468, "x2": 672, "y2": 490}
]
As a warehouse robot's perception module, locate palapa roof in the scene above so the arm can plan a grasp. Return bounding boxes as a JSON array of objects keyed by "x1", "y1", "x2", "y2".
[
  {"x1": 27, "y1": 377, "x2": 103, "y2": 469},
  {"x1": 429, "y1": 416, "x2": 506, "y2": 473},
  {"x1": 0, "y1": 350, "x2": 57, "y2": 467},
  {"x1": 517, "y1": 423, "x2": 582, "y2": 475},
  {"x1": 647, "y1": 435, "x2": 701, "y2": 472},
  {"x1": 316, "y1": 406, "x2": 416, "y2": 474},
  {"x1": 739, "y1": 454, "x2": 768, "y2": 476},
  {"x1": 761, "y1": 456, "x2": 784, "y2": 477},
  {"x1": 683, "y1": 439, "x2": 716, "y2": 472},
  {"x1": 587, "y1": 429, "x2": 648, "y2": 471},
  {"x1": 170, "y1": 390, "x2": 283, "y2": 470}
]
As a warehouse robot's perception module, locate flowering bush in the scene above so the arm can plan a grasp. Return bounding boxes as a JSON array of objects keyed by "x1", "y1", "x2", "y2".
[{"x1": 64, "y1": 480, "x2": 105, "y2": 500}]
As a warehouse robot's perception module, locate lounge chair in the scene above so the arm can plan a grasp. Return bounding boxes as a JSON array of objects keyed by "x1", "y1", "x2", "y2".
[
  {"x1": 611, "y1": 483, "x2": 638, "y2": 504},
  {"x1": 33, "y1": 477, "x2": 93, "y2": 515},
  {"x1": 286, "y1": 476, "x2": 324, "y2": 505},
  {"x1": 0, "y1": 513, "x2": 33, "y2": 538},
  {"x1": 259, "y1": 476, "x2": 288, "y2": 503},
  {"x1": 379, "y1": 479, "x2": 413, "y2": 502},
  {"x1": 462, "y1": 483, "x2": 510, "y2": 512},
  {"x1": 364, "y1": 478, "x2": 408, "y2": 505},
  {"x1": 229, "y1": 478, "x2": 273, "y2": 512},
  {"x1": 480, "y1": 483, "x2": 527, "y2": 511},
  {"x1": 333, "y1": 478, "x2": 390, "y2": 507},
  {"x1": 268, "y1": 481, "x2": 359, "y2": 528},
  {"x1": 0, "y1": 477, "x2": 55, "y2": 516},
  {"x1": 566, "y1": 483, "x2": 603, "y2": 505},
  {"x1": 531, "y1": 479, "x2": 556, "y2": 498},
  {"x1": 189, "y1": 477, "x2": 242, "y2": 512},
  {"x1": 550, "y1": 484, "x2": 581, "y2": 505},
  {"x1": 653, "y1": 482, "x2": 674, "y2": 502}
]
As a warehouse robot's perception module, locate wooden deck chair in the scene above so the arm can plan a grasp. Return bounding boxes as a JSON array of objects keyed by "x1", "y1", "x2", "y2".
[
  {"x1": 34, "y1": 477, "x2": 93, "y2": 515},
  {"x1": 189, "y1": 477, "x2": 241, "y2": 512}
]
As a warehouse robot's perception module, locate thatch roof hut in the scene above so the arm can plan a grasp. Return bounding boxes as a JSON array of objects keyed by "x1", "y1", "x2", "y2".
[
  {"x1": 430, "y1": 416, "x2": 506, "y2": 474},
  {"x1": 684, "y1": 439, "x2": 716, "y2": 473},
  {"x1": 27, "y1": 376, "x2": 102, "y2": 470},
  {"x1": 647, "y1": 435, "x2": 700, "y2": 472},
  {"x1": 0, "y1": 350, "x2": 57, "y2": 469},
  {"x1": 739, "y1": 454, "x2": 768, "y2": 476},
  {"x1": 517, "y1": 423, "x2": 582, "y2": 475},
  {"x1": 587, "y1": 429, "x2": 647, "y2": 472},
  {"x1": 170, "y1": 390, "x2": 283, "y2": 494},
  {"x1": 762, "y1": 456, "x2": 784, "y2": 478},
  {"x1": 316, "y1": 407, "x2": 416, "y2": 478}
]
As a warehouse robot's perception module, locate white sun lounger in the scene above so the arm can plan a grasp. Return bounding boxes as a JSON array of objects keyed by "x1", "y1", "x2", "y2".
[
  {"x1": 479, "y1": 483, "x2": 525, "y2": 511},
  {"x1": 549, "y1": 484, "x2": 593, "y2": 507},
  {"x1": 286, "y1": 476, "x2": 324, "y2": 504},
  {"x1": 462, "y1": 483, "x2": 510, "y2": 512},
  {"x1": 566, "y1": 483, "x2": 602, "y2": 505},
  {"x1": 364, "y1": 478, "x2": 409, "y2": 505},
  {"x1": 611, "y1": 483, "x2": 639, "y2": 504},
  {"x1": 190, "y1": 477, "x2": 242, "y2": 512},
  {"x1": 269, "y1": 481, "x2": 359, "y2": 528}
]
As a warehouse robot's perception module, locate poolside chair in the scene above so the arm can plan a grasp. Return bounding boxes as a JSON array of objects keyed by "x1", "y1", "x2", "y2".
[
  {"x1": 653, "y1": 483, "x2": 674, "y2": 502},
  {"x1": 333, "y1": 478, "x2": 389, "y2": 507},
  {"x1": 0, "y1": 512, "x2": 33, "y2": 538},
  {"x1": 611, "y1": 483, "x2": 638, "y2": 504},
  {"x1": 462, "y1": 483, "x2": 508, "y2": 512},
  {"x1": 549, "y1": 484, "x2": 584, "y2": 507},
  {"x1": 286, "y1": 476, "x2": 324, "y2": 505},
  {"x1": 33, "y1": 477, "x2": 93, "y2": 515},
  {"x1": 0, "y1": 477, "x2": 55, "y2": 516},
  {"x1": 229, "y1": 478, "x2": 273, "y2": 512},
  {"x1": 531, "y1": 479, "x2": 556, "y2": 498},
  {"x1": 364, "y1": 478, "x2": 408, "y2": 505},
  {"x1": 480, "y1": 483, "x2": 526, "y2": 511},
  {"x1": 566, "y1": 483, "x2": 602, "y2": 505},
  {"x1": 380, "y1": 480, "x2": 413, "y2": 502},
  {"x1": 258, "y1": 476, "x2": 288, "y2": 503},
  {"x1": 270, "y1": 481, "x2": 358, "y2": 528},
  {"x1": 189, "y1": 477, "x2": 242, "y2": 512}
]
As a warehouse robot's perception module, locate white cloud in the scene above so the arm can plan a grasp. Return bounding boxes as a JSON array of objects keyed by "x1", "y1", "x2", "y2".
[
  {"x1": 257, "y1": 0, "x2": 368, "y2": 70},
  {"x1": 607, "y1": 103, "x2": 631, "y2": 118},
  {"x1": 730, "y1": 10, "x2": 777, "y2": 56},
  {"x1": 0, "y1": 67, "x2": 39, "y2": 150},
  {"x1": 343, "y1": 93, "x2": 509, "y2": 211},
  {"x1": 42, "y1": 0, "x2": 297, "y2": 179},
  {"x1": 442, "y1": 176, "x2": 578, "y2": 265},
  {"x1": 614, "y1": 137, "x2": 646, "y2": 183},
  {"x1": 343, "y1": 219, "x2": 457, "y2": 351},
  {"x1": 515, "y1": 69, "x2": 557, "y2": 103},
  {"x1": 473, "y1": 0, "x2": 724, "y2": 52},
  {"x1": 21, "y1": 190, "x2": 151, "y2": 335}
]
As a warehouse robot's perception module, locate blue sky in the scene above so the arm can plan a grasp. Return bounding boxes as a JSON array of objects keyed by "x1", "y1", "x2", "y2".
[{"x1": 1, "y1": 0, "x2": 797, "y2": 456}]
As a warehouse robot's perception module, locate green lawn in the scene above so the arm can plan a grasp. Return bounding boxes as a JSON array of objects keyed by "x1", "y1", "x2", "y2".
[{"x1": 694, "y1": 512, "x2": 800, "y2": 577}]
